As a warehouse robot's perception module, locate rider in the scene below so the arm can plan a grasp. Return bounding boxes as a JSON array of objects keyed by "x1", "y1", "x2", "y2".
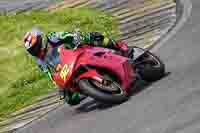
[{"x1": 23, "y1": 28, "x2": 134, "y2": 105}]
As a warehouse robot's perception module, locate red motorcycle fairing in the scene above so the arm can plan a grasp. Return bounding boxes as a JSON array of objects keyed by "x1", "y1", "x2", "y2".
[
  {"x1": 77, "y1": 69, "x2": 104, "y2": 82},
  {"x1": 53, "y1": 45, "x2": 136, "y2": 93}
]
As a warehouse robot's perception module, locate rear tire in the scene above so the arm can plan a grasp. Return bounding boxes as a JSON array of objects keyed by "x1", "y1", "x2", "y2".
[
  {"x1": 78, "y1": 78, "x2": 128, "y2": 104},
  {"x1": 137, "y1": 51, "x2": 165, "y2": 82}
]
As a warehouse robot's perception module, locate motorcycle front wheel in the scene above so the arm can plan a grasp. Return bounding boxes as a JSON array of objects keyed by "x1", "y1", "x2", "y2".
[{"x1": 78, "y1": 72, "x2": 128, "y2": 104}]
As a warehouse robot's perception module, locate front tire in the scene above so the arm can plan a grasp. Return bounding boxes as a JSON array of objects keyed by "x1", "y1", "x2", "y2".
[{"x1": 78, "y1": 78, "x2": 128, "y2": 104}]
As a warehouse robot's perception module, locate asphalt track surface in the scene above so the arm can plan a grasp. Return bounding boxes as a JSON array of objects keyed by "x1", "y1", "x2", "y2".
[
  {"x1": 10, "y1": 0, "x2": 200, "y2": 132},
  {"x1": 0, "y1": 0, "x2": 57, "y2": 13}
]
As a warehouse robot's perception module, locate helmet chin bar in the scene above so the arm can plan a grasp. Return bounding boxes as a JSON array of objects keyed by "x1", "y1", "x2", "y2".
[
  {"x1": 27, "y1": 41, "x2": 43, "y2": 57},
  {"x1": 25, "y1": 41, "x2": 32, "y2": 49}
]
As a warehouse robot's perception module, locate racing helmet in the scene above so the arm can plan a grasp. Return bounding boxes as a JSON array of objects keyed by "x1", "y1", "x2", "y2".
[{"x1": 24, "y1": 28, "x2": 43, "y2": 57}]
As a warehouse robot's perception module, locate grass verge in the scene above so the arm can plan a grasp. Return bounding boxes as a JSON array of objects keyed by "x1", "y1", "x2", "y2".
[{"x1": 0, "y1": 8, "x2": 119, "y2": 121}]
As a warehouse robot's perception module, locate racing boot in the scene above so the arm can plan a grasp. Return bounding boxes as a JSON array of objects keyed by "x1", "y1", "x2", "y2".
[{"x1": 115, "y1": 41, "x2": 135, "y2": 59}]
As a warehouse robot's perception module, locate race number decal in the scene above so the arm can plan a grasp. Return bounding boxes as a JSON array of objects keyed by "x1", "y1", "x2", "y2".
[{"x1": 60, "y1": 64, "x2": 69, "y2": 81}]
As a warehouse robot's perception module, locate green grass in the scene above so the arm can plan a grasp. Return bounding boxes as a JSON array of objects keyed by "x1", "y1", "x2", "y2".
[{"x1": 0, "y1": 8, "x2": 119, "y2": 120}]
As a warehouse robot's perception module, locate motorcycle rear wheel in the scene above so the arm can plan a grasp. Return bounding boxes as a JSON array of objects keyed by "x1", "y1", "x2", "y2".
[
  {"x1": 135, "y1": 48, "x2": 165, "y2": 82},
  {"x1": 78, "y1": 72, "x2": 128, "y2": 104}
]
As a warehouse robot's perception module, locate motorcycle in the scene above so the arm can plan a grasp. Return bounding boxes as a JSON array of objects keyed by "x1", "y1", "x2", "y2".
[{"x1": 46, "y1": 41, "x2": 165, "y2": 104}]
